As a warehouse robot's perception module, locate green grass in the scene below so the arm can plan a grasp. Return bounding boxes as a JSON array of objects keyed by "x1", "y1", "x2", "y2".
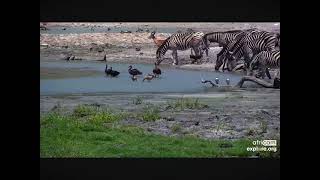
[
  {"x1": 40, "y1": 106, "x2": 278, "y2": 158},
  {"x1": 171, "y1": 124, "x2": 182, "y2": 133},
  {"x1": 136, "y1": 104, "x2": 161, "y2": 122},
  {"x1": 166, "y1": 98, "x2": 209, "y2": 111}
]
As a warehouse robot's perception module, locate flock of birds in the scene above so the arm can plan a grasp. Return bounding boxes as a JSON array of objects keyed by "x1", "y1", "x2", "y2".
[
  {"x1": 104, "y1": 63, "x2": 162, "y2": 82},
  {"x1": 104, "y1": 61, "x2": 231, "y2": 86}
]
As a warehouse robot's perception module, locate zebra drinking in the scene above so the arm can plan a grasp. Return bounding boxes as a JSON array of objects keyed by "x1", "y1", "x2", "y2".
[
  {"x1": 222, "y1": 31, "x2": 280, "y2": 72},
  {"x1": 155, "y1": 31, "x2": 207, "y2": 65},
  {"x1": 213, "y1": 29, "x2": 261, "y2": 71},
  {"x1": 248, "y1": 49, "x2": 280, "y2": 79}
]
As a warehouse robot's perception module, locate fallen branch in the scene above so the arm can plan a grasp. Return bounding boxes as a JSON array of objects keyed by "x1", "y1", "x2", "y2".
[
  {"x1": 235, "y1": 76, "x2": 280, "y2": 89},
  {"x1": 201, "y1": 76, "x2": 280, "y2": 89},
  {"x1": 201, "y1": 79, "x2": 219, "y2": 87}
]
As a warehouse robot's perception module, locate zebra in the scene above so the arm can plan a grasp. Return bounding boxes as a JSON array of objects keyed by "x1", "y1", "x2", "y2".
[
  {"x1": 211, "y1": 29, "x2": 261, "y2": 71},
  {"x1": 248, "y1": 49, "x2": 280, "y2": 79},
  {"x1": 203, "y1": 30, "x2": 243, "y2": 54},
  {"x1": 222, "y1": 31, "x2": 279, "y2": 72},
  {"x1": 155, "y1": 31, "x2": 207, "y2": 65}
]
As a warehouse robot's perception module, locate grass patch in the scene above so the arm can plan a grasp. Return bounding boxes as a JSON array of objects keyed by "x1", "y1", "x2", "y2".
[
  {"x1": 166, "y1": 98, "x2": 209, "y2": 111},
  {"x1": 71, "y1": 104, "x2": 128, "y2": 125},
  {"x1": 40, "y1": 111, "x2": 278, "y2": 158},
  {"x1": 171, "y1": 124, "x2": 182, "y2": 133},
  {"x1": 72, "y1": 104, "x2": 98, "y2": 118},
  {"x1": 260, "y1": 121, "x2": 268, "y2": 134},
  {"x1": 136, "y1": 104, "x2": 161, "y2": 122},
  {"x1": 132, "y1": 96, "x2": 143, "y2": 105}
]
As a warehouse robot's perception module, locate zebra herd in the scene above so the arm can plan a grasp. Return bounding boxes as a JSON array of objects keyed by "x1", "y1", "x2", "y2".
[{"x1": 154, "y1": 28, "x2": 280, "y2": 80}]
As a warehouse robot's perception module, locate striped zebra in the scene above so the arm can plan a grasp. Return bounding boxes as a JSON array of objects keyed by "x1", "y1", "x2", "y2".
[
  {"x1": 155, "y1": 31, "x2": 206, "y2": 65},
  {"x1": 204, "y1": 29, "x2": 260, "y2": 53},
  {"x1": 248, "y1": 49, "x2": 280, "y2": 79},
  {"x1": 211, "y1": 29, "x2": 261, "y2": 71},
  {"x1": 223, "y1": 31, "x2": 279, "y2": 71},
  {"x1": 203, "y1": 30, "x2": 243, "y2": 57}
]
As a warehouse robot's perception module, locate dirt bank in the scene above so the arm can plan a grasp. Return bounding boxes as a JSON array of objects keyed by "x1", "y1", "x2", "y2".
[{"x1": 40, "y1": 90, "x2": 280, "y2": 140}]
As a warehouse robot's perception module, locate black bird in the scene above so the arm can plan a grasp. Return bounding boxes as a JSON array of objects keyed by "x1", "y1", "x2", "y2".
[
  {"x1": 105, "y1": 64, "x2": 112, "y2": 75},
  {"x1": 131, "y1": 75, "x2": 138, "y2": 81},
  {"x1": 128, "y1": 65, "x2": 142, "y2": 76},
  {"x1": 153, "y1": 63, "x2": 161, "y2": 77},
  {"x1": 108, "y1": 67, "x2": 120, "y2": 77}
]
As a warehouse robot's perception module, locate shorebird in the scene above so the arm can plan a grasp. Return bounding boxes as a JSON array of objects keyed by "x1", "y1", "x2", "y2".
[{"x1": 215, "y1": 77, "x2": 219, "y2": 84}]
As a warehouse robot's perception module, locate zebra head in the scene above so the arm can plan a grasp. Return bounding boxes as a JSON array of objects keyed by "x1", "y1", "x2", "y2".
[
  {"x1": 215, "y1": 55, "x2": 224, "y2": 71},
  {"x1": 247, "y1": 59, "x2": 260, "y2": 76},
  {"x1": 226, "y1": 50, "x2": 236, "y2": 60},
  {"x1": 225, "y1": 50, "x2": 238, "y2": 71},
  {"x1": 148, "y1": 31, "x2": 156, "y2": 39}
]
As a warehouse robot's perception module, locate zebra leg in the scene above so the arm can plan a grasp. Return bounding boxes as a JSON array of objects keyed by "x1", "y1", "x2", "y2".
[
  {"x1": 172, "y1": 50, "x2": 178, "y2": 65},
  {"x1": 222, "y1": 58, "x2": 227, "y2": 72},
  {"x1": 265, "y1": 68, "x2": 272, "y2": 79},
  {"x1": 194, "y1": 47, "x2": 202, "y2": 64},
  {"x1": 243, "y1": 47, "x2": 254, "y2": 72},
  {"x1": 275, "y1": 69, "x2": 280, "y2": 79},
  {"x1": 259, "y1": 67, "x2": 267, "y2": 79}
]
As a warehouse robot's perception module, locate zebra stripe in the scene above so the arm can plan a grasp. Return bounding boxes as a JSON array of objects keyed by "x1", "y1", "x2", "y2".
[
  {"x1": 248, "y1": 50, "x2": 280, "y2": 79},
  {"x1": 212, "y1": 29, "x2": 261, "y2": 70},
  {"x1": 224, "y1": 31, "x2": 279, "y2": 71},
  {"x1": 156, "y1": 31, "x2": 206, "y2": 65}
]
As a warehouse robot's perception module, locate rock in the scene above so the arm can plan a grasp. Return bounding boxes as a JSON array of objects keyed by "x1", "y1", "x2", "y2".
[
  {"x1": 165, "y1": 117, "x2": 175, "y2": 121},
  {"x1": 70, "y1": 56, "x2": 75, "y2": 60},
  {"x1": 40, "y1": 26, "x2": 48, "y2": 31},
  {"x1": 187, "y1": 28, "x2": 194, "y2": 32},
  {"x1": 139, "y1": 52, "x2": 143, "y2": 55},
  {"x1": 136, "y1": 28, "x2": 143, "y2": 32},
  {"x1": 64, "y1": 56, "x2": 71, "y2": 61},
  {"x1": 194, "y1": 121, "x2": 200, "y2": 126},
  {"x1": 120, "y1": 30, "x2": 132, "y2": 33},
  {"x1": 107, "y1": 27, "x2": 111, "y2": 31},
  {"x1": 135, "y1": 47, "x2": 141, "y2": 51},
  {"x1": 62, "y1": 28, "x2": 66, "y2": 30},
  {"x1": 40, "y1": 43, "x2": 49, "y2": 48}
]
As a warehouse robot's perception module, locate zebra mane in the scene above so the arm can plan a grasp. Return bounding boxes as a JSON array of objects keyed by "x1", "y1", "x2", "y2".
[
  {"x1": 227, "y1": 32, "x2": 248, "y2": 52},
  {"x1": 156, "y1": 36, "x2": 171, "y2": 57}
]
